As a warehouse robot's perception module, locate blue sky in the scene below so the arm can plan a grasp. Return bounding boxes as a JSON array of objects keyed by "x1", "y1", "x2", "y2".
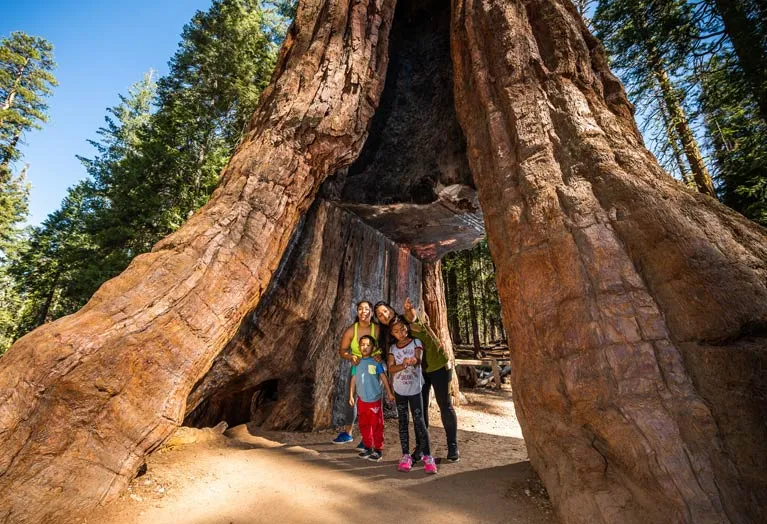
[{"x1": 3, "y1": 0, "x2": 211, "y2": 225}]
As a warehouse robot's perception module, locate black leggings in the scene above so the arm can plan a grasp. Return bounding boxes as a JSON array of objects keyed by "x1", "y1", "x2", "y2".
[
  {"x1": 421, "y1": 366, "x2": 458, "y2": 448},
  {"x1": 395, "y1": 392, "x2": 430, "y2": 456}
]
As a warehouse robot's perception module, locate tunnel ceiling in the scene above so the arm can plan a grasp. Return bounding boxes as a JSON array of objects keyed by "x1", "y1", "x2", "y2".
[{"x1": 330, "y1": 0, "x2": 484, "y2": 260}]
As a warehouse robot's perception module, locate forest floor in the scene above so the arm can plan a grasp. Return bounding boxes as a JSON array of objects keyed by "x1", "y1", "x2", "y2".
[{"x1": 88, "y1": 386, "x2": 554, "y2": 524}]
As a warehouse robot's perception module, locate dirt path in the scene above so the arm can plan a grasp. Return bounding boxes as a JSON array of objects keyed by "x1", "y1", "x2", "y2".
[{"x1": 88, "y1": 388, "x2": 554, "y2": 524}]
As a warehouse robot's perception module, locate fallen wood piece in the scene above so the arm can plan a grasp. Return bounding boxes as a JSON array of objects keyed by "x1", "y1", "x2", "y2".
[
  {"x1": 491, "y1": 358, "x2": 501, "y2": 389},
  {"x1": 454, "y1": 358, "x2": 511, "y2": 366}
]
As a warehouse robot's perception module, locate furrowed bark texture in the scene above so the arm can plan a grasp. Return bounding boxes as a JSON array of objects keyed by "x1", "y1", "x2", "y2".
[
  {"x1": 422, "y1": 260, "x2": 461, "y2": 403},
  {"x1": 183, "y1": 198, "x2": 422, "y2": 430},
  {"x1": 0, "y1": 0, "x2": 396, "y2": 521},
  {"x1": 451, "y1": 1, "x2": 767, "y2": 523}
]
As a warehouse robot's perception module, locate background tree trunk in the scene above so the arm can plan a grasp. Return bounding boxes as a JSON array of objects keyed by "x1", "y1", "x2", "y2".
[
  {"x1": 658, "y1": 97, "x2": 692, "y2": 187},
  {"x1": 451, "y1": 0, "x2": 767, "y2": 522},
  {"x1": 654, "y1": 66, "x2": 716, "y2": 197},
  {"x1": 446, "y1": 263, "x2": 461, "y2": 344},
  {"x1": 711, "y1": 0, "x2": 767, "y2": 124},
  {"x1": 463, "y1": 250, "x2": 482, "y2": 356},
  {"x1": 0, "y1": 1, "x2": 396, "y2": 522},
  {"x1": 422, "y1": 260, "x2": 461, "y2": 404}
]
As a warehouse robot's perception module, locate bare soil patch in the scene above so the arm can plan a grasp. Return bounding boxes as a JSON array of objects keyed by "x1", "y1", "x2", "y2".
[{"x1": 88, "y1": 387, "x2": 553, "y2": 524}]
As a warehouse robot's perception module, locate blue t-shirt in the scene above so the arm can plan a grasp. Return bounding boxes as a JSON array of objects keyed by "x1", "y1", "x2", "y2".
[{"x1": 355, "y1": 357, "x2": 386, "y2": 402}]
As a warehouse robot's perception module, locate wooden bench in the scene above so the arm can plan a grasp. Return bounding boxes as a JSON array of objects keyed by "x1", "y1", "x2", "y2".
[{"x1": 454, "y1": 358, "x2": 510, "y2": 389}]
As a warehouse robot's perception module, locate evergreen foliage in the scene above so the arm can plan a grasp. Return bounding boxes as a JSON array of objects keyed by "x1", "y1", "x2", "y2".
[
  {"x1": 594, "y1": 0, "x2": 716, "y2": 196},
  {"x1": 1, "y1": 0, "x2": 291, "y2": 352},
  {"x1": 594, "y1": 0, "x2": 767, "y2": 219},
  {"x1": 0, "y1": 31, "x2": 57, "y2": 353},
  {"x1": 0, "y1": 32, "x2": 57, "y2": 173},
  {"x1": 442, "y1": 239, "x2": 504, "y2": 350},
  {"x1": 700, "y1": 51, "x2": 767, "y2": 224}
]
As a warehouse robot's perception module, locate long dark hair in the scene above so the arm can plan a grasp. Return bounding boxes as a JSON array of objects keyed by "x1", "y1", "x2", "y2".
[
  {"x1": 373, "y1": 300, "x2": 400, "y2": 354},
  {"x1": 353, "y1": 300, "x2": 374, "y2": 323}
]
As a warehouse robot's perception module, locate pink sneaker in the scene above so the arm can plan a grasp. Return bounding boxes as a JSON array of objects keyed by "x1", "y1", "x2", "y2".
[
  {"x1": 423, "y1": 455, "x2": 438, "y2": 474},
  {"x1": 397, "y1": 453, "x2": 413, "y2": 472}
]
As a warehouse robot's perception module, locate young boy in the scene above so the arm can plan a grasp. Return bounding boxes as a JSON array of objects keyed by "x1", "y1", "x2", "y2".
[{"x1": 349, "y1": 335, "x2": 395, "y2": 461}]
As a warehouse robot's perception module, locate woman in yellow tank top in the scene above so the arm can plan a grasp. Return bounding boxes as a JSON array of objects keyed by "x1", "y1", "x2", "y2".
[{"x1": 333, "y1": 300, "x2": 380, "y2": 444}]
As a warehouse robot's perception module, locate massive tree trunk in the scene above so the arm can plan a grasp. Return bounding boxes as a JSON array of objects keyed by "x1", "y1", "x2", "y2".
[
  {"x1": 183, "y1": 198, "x2": 423, "y2": 430},
  {"x1": 451, "y1": 1, "x2": 766, "y2": 523},
  {"x1": 1, "y1": 0, "x2": 767, "y2": 523},
  {"x1": 0, "y1": 1, "x2": 396, "y2": 521}
]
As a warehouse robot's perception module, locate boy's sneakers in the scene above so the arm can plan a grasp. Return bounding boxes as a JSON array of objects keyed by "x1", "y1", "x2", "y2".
[
  {"x1": 367, "y1": 450, "x2": 383, "y2": 462},
  {"x1": 423, "y1": 455, "x2": 438, "y2": 474},
  {"x1": 397, "y1": 453, "x2": 413, "y2": 472},
  {"x1": 447, "y1": 443, "x2": 461, "y2": 462},
  {"x1": 332, "y1": 431, "x2": 353, "y2": 444},
  {"x1": 356, "y1": 440, "x2": 367, "y2": 450},
  {"x1": 358, "y1": 448, "x2": 374, "y2": 458}
]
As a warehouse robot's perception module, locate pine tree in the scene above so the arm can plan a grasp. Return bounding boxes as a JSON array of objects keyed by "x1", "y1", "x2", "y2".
[
  {"x1": 5, "y1": 1, "x2": 291, "y2": 341},
  {"x1": 700, "y1": 51, "x2": 767, "y2": 225},
  {"x1": 0, "y1": 164, "x2": 29, "y2": 254},
  {"x1": 75, "y1": 71, "x2": 158, "y2": 282},
  {"x1": 0, "y1": 31, "x2": 57, "y2": 176},
  {"x1": 0, "y1": 31, "x2": 56, "y2": 353},
  {"x1": 92, "y1": 0, "x2": 282, "y2": 263},
  {"x1": 8, "y1": 182, "x2": 98, "y2": 338},
  {"x1": 594, "y1": 0, "x2": 717, "y2": 197},
  {"x1": 707, "y1": 0, "x2": 767, "y2": 123}
]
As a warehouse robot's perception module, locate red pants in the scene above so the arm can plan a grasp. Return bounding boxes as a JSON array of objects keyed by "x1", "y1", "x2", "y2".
[{"x1": 357, "y1": 398, "x2": 384, "y2": 450}]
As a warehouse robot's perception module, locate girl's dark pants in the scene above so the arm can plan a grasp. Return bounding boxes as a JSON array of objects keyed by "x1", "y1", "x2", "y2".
[
  {"x1": 395, "y1": 392, "x2": 430, "y2": 456},
  {"x1": 420, "y1": 366, "x2": 458, "y2": 449}
]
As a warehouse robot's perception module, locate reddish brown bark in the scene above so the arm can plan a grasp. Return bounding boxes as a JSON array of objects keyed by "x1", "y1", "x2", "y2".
[
  {"x1": 451, "y1": 1, "x2": 767, "y2": 522},
  {"x1": 1, "y1": 1, "x2": 766, "y2": 523},
  {"x1": 422, "y1": 260, "x2": 460, "y2": 403},
  {"x1": 183, "y1": 199, "x2": 423, "y2": 430},
  {"x1": 0, "y1": 1, "x2": 396, "y2": 521}
]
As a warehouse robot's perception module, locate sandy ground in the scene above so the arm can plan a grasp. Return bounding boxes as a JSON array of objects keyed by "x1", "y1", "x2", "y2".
[{"x1": 88, "y1": 387, "x2": 554, "y2": 524}]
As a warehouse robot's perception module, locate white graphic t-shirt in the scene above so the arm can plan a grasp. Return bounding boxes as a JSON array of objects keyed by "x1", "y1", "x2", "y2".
[{"x1": 390, "y1": 338, "x2": 424, "y2": 396}]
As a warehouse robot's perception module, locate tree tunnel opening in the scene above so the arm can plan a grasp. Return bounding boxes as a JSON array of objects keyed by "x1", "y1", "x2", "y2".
[{"x1": 181, "y1": 0, "x2": 518, "y2": 434}]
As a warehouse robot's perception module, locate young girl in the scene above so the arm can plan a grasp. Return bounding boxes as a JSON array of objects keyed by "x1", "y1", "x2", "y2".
[{"x1": 387, "y1": 316, "x2": 437, "y2": 474}]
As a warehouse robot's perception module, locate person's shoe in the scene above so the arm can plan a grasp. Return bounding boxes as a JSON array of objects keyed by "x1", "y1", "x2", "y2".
[
  {"x1": 447, "y1": 443, "x2": 461, "y2": 462},
  {"x1": 423, "y1": 455, "x2": 438, "y2": 474},
  {"x1": 356, "y1": 440, "x2": 367, "y2": 450},
  {"x1": 367, "y1": 449, "x2": 383, "y2": 462},
  {"x1": 332, "y1": 431, "x2": 353, "y2": 444},
  {"x1": 358, "y1": 448, "x2": 374, "y2": 458},
  {"x1": 397, "y1": 453, "x2": 413, "y2": 472},
  {"x1": 410, "y1": 450, "x2": 423, "y2": 464}
]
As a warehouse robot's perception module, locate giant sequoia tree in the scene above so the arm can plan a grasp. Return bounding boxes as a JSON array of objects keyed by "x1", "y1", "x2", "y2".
[{"x1": 1, "y1": 1, "x2": 766, "y2": 524}]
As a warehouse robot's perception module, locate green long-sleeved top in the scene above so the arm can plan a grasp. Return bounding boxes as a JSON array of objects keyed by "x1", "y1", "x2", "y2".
[{"x1": 410, "y1": 315, "x2": 450, "y2": 373}]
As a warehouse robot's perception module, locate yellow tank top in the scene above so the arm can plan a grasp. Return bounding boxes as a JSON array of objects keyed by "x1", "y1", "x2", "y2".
[{"x1": 350, "y1": 322, "x2": 378, "y2": 357}]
